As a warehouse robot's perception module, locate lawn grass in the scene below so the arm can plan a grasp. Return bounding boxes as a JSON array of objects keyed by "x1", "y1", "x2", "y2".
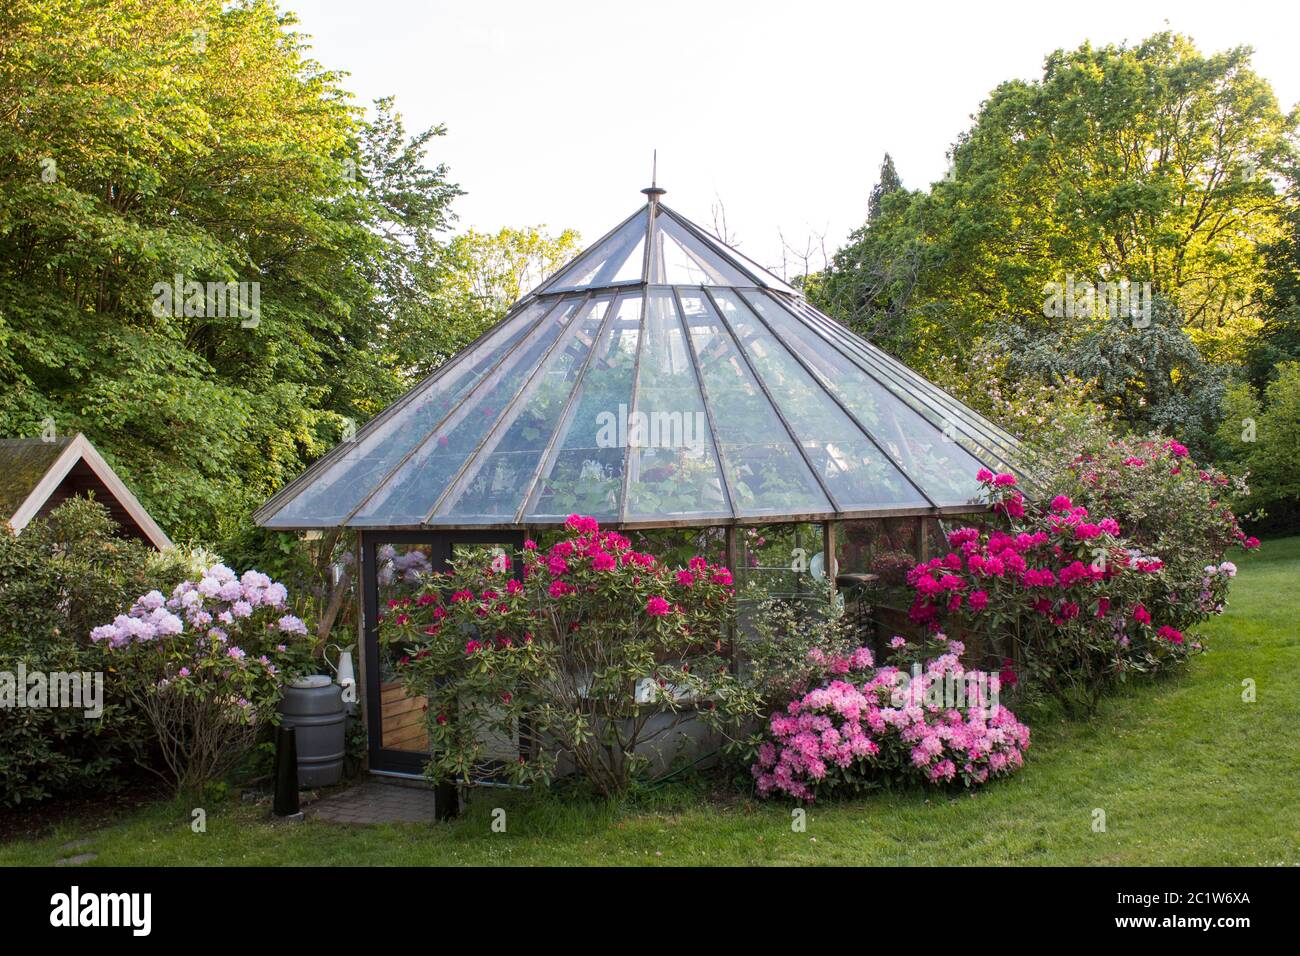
[{"x1": 3, "y1": 537, "x2": 1297, "y2": 867}]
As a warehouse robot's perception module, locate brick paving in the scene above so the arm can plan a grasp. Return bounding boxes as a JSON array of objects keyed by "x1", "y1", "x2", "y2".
[{"x1": 309, "y1": 780, "x2": 440, "y2": 825}]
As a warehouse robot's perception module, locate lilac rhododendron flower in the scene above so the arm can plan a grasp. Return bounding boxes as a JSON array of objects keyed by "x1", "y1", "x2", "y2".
[
  {"x1": 209, "y1": 564, "x2": 237, "y2": 583},
  {"x1": 89, "y1": 624, "x2": 117, "y2": 644},
  {"x1": 138, "y1": 589, "x2": 166, "y2": 610},
  {"x1": 241, "y1": 570, "x2": 271, "y2": 590},
  {"x1": 93, "y1": 563, "x2": 305, "y2": 742},
  {"x1": 277, "y1": 615, "x2": 307, "y2": 635}
]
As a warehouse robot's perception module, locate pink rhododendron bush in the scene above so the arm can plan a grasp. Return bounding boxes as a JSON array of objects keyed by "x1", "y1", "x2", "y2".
[
  {"x1": 1058, "y1": 435, "x2": 1258, "y2": 625},
  {"x1": 909, "y1": 460, "x2": 1257, "y2": 716},
  {"x1": 93, "y1": 564, "x2": 310, "y2": 794},
  {"x1": 751, "y1": 636, "x2": 1031, "y2": 802},
  {"x1": 381, "y1": 516, "x2": 758, "y2": 797}
]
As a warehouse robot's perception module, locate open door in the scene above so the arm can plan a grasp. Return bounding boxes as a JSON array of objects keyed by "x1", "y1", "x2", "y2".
[{"x1": 361, "y1": 530, "x2": 525, "y2": 780}]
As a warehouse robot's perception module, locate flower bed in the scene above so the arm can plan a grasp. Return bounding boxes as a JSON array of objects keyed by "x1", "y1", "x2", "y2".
[
  {"x1": 752, "y1": 638, "x2": 1031, "y2": 802},
  {"x1": 906, "y1": 459, "x2": 1257, "y2": 715}
]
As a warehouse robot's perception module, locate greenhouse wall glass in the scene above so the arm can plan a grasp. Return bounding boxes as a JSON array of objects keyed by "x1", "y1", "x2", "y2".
[{"x1": 254, "y1": 187, "x2": 1035, "y2": 775}]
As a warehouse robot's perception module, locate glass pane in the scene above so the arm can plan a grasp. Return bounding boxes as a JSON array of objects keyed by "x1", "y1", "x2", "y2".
[
  {"x1": 648, "y1": 213, "x2": 752, "y2": 286},
  {"x1": 438, "y1": 297, "x2": 612, "y2": 521},
  {"x1": 610, "y1": 236, "x2": 645, "y2": 284},
  {"x1": 375, "y1": 542, "x2": 437, "y2": 752},
  {"x1": 712, "y1": 289, "x2": 927, "y2": 510},
  {"x1": 624, "y1": 291, "x2": 730, "y2": 521},
  {"x1": 835, "y1": 517, "x2": 923, "y2": 579},
  {"x1": 743, "y1": 291, "x2": 990, "y2": 506},
  {"x1": 546, "y1": 209, "x2": 647, "y2": 291},
  {"x1": 350, "y1": 298, "x2": 585, "y2": 526},
  {"x1": 680, "y1": 291, "x2": 831, "y2": 517},
  {"x1": 736, "y1": 523, "x2": 826, "y2": 598},
  {"x1": 855, "y1": 336, "x2": 1035, "y2": 477},
  {"x1": 527, "y1": 295, "x2": 641, "y2": 521},
  {"x1": 784, "y1": 295, "x2": 1029, "y2": 476},
  {"x1": 263, "y1": 301, "x2": 549, "y2": 526},
  {"x1": 712, "y1": 236, "x2": 799, "y2": 294},
  {"x1": 626, "y1": 526, "x2": 728, "y2": 567}
]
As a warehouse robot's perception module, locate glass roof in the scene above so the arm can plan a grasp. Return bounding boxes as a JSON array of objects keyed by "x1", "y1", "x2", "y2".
[{"x1": 255, "y1": 192, "x2": 1036, "y2": 529}]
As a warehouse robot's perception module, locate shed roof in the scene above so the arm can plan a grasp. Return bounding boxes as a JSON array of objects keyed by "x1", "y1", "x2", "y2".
[
  {"x1": 0, "y1": 434, "x2": 172, "y2": 549},
  {"x1": 256, "y1": 190, "x2": 1035, "y2": 530}
]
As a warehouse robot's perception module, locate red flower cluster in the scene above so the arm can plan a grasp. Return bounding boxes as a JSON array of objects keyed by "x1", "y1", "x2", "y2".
[{"x1": 909, "y1": 480, "x2": 1137, "y2": 632}]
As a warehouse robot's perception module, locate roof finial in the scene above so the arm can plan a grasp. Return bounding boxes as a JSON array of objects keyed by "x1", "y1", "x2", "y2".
[{"x1": 642, "y1": 149, "x2": 666, "y2": 203}]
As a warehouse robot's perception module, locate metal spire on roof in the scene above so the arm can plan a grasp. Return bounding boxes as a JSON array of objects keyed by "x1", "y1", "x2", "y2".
[{"x1": 641, "y1": 149, "x2": 666, "y2": 203}]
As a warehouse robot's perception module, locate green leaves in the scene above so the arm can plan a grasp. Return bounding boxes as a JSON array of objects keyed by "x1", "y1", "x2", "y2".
[
  {"x1": 0, "y1": 1, "x2": 464, "y2": 542},
  {"x1": 813, "y1": 31, "x2": 1297, "y2": 411}
]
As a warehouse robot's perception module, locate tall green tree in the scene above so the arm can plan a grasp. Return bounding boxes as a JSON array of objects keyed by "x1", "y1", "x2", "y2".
[
  {"x1": 867, "y1": 152, "x2": 902, "y2": 223},
  {"x1": 928, "y1": 32, "x2": 1294, "y2": 359},
  {"x1": 0, "y1": 0, "x2": 464, "y2": 540},
  {"x1": 812, "y1": 156, "x2": 935, "y2": 357},
  {"x1": 414, "y1": 225, "x2": 581, "y2": 378},
  {"x1": 1246, "y1": 164, "x2": 1300, "y2": 386},
  {"x1": 816, "y1": 31, "x2": 1298, "y2": 405},
  {"x1": 1216, "y1": 362, "x2": 1300, "y2": 530}
]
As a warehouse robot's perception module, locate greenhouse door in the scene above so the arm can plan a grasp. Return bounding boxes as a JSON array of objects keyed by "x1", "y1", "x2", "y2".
[{"x1": 360, "y1": 530, "x2": 524, "y2": 778}]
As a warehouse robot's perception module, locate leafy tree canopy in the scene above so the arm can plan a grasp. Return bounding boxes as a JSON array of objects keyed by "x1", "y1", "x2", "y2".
[{"x1": 814, "y1": 32, "x2": 1298, "y2": 383}]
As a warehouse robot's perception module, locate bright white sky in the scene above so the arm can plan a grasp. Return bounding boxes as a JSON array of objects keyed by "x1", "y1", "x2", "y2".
[{"x1": 289, "y1": 0, "x2": 1300, "y2": 275}]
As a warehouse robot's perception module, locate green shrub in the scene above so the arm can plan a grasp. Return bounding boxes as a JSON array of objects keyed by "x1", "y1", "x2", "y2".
[
  {"x1": 1055, "y1": 434, "x2": 1258, "y2": 635},
  {"x1": 1216, "y1": 362, "x2": 1300, "y2": 533},
  {"x1": 0, "y1": 499, "x2": 154, "y2": 805},
  {"x1": 736, "y1": 579, "x2": 855, "y2": 713}
]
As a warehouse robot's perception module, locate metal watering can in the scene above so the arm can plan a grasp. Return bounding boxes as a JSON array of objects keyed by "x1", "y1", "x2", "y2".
[{"x1": 324, "y1": 643, "x2": 357, "y2": 709}]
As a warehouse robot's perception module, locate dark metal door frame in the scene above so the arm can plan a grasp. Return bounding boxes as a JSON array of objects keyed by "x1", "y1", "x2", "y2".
[{"x1": 360, "y1": 529, "x2": 525, "y2": 776}]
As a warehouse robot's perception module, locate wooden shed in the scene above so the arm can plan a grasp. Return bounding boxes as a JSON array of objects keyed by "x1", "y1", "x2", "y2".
[{"x1": 0, "y1": 433, "x2": 172, "y2": 550}]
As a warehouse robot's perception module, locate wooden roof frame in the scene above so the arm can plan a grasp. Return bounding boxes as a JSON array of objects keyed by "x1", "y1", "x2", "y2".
[{"x1": 4, "y1": 433, "x2": 172, "y2": 550}]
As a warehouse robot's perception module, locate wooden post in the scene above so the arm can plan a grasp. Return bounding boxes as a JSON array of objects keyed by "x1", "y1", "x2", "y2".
[
  {"x1": 724, "y1": 524, "x2": 739, "y2": 666},
  {"x1": 353, "y1": 531, "x2": 368, "y2": 769},
  {"x1": 823, "y1": 521, "x2": 837, "y2": 596},
  {"x1": 724, "y1": 524, "x2": 739, "y2": 577}
]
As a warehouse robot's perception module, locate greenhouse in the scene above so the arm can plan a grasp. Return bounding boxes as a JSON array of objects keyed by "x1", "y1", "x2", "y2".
[{"x1": 254, "y1": 186, "x2": 1035, "y2": 774}]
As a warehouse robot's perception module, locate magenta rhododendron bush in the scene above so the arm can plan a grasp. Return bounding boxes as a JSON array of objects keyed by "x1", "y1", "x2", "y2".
[
  {"x1": 908, "y1": 458, "x2": 1257, "y2": 715},
  {"x1": 1060, "y1": 435, "x2": 1258, "y2": 619},
  {"x1": 752, "y1": 639, "x2": 1031, "y2": 802},
  {"x1": 382, "y1": 516, "x2": 756, "y2": 797}
]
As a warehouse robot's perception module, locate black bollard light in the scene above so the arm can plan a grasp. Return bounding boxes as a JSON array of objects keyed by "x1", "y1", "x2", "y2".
[
  {"x1": 273, "y1": 724, "x2": 302, "y2": 818},
  {"x1": 434, "y1": 780, "x2": 459, "y2": 821}
]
